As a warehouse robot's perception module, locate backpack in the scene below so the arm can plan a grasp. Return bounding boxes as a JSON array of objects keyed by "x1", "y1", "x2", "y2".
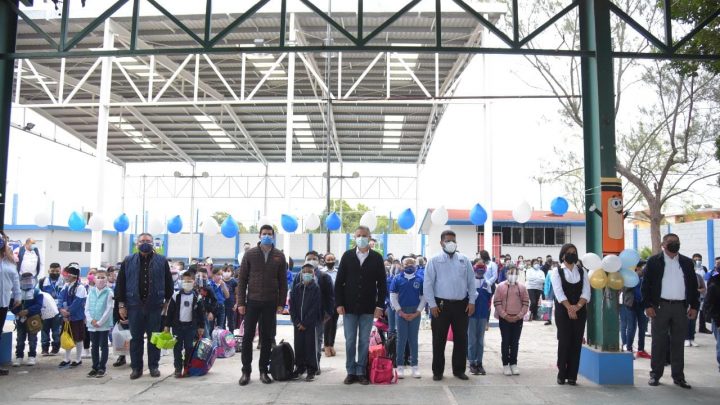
[
  {"x1": 369, "y1": 356, "x2": 397, "y2": 384},
  {"x1": 211, "y1": 327, "x2": 236, "y2": 358},
  {"x1": 39, "y1": 291, "x2": 59, "y2": 320},
  {"x1": 269, "y1": 340, "x2": 294, "y2": 381},
  {"x1": 384, "y1": 333, "x2": 397, "y2": 366},
  {"x1": 185, "y1": 338, "x2": 217, "y2": 377},
  {"x1": 369, "y1": 329, "x2": 383, "y2": 347}
]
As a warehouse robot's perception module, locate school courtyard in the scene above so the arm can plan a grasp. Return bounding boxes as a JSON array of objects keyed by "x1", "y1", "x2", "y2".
[{"x1": 2, "y1": 317, "x2": 718, "y2": 404}]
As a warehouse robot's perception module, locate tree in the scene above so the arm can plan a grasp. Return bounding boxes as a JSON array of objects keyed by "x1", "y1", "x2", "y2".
[
  {"x1": 668, "y1": 0, "x2": 720, "y2": 75},
  {"x1": 516, "y1": 0, "x2": 720, "y2": 252},
  {"x1": 318, "y1": 199, "x2": 406, "y2": 234},
  {"x1": 211, "y1": 211, "x2": 249, "y2": 233}
]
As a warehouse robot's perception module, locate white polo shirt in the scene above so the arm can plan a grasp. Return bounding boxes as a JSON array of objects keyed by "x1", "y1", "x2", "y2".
[{"x1": 660, "y1": 253, "x2": 685, "y2": 300}]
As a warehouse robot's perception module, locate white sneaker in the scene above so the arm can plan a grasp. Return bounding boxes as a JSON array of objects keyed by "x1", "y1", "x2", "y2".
[
  {"x1": 26, "y1": 357, "x2": 36, "y2": 366},
  {"x1": 397, "y1": 366, "x2": 405, "y2": 379},
  {"x1": 12, "y1": 357, "x2": 22, "y2": 367},
  {"x1": 684, "y1": 340, "x2": 691, "y2": 347},
  {"x1": 503, "y1": 365, "x2": 512, "y2": 376},
  {"x1": 690, "y1": 340, "x2": 699, "y2": 347},
  {"x1": 411, "y1": 366, "x2": 421, "y2": 378},
  {"x1": 510, "y1": 364, "x2": 519, "y2": 375}
]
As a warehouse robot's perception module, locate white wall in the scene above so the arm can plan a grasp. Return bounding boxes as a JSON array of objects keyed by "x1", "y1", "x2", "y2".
[{"x1": 628, "y1": 219, "x2": 720, "y2": 266}]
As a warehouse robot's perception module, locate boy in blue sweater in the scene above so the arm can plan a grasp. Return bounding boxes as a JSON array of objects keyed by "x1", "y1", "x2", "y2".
[
  {"x1": 209, "y1": 267, "x2": 230, "y2": 331},
  {"x1": 468, "y1": 260, "x2": 493, "y2": 375},
  {"x1": 389, "y1": 257, "x2": 426, "y2": 379},
  {"x1": 12, "y1": 272, "x2": 44, "y2": 367},
  {"x1": 290, "y1": 264, "x2": 322, "y2": 381},
  {"x1": 58, "y1": 264, "x2": 87, "y2": 368}
]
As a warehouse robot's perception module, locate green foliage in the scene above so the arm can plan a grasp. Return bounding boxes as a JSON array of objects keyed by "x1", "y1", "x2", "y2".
[
  {"x1": 639, "y1": 246, "x2": 653, "y2": 260},
  {"x1": 318, "y1": 199, "x2": 406, "y2": 234},
  {"x1": 211, "y1": 211, "x2": 249, "y2": 233},
  {"x1": 666, "y1": 0, "x2": 720, "y2": 75}
]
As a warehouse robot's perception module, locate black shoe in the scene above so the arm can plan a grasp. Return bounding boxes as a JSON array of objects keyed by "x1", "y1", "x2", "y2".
[
  {"x1": 477, "y1": 365, "x2": 486, "y2": 375},
  {"x1": 557, "y1": 378, "x2": 566, "y2": 385},
  {"x1": 469, "y1": 365, "x2": 480, "y2": 375},
  {"x1": 699, "y1": 329, "x2": 712, "y2": 334},
  {"x1": 306, "y1": 373, "x2": 315, "y2": 382},
  {"x1": 87, "y1": 369, "x2": 98, "y2": 377},
  {"x1": 648, "y1": 376, "x2": 660, "y2": 386},
  {"x1": 149, "y1": 368, "x2": 160, "y2": 378},
  {"x1": 58, "y1": 361, "x2": 71, "y2": 369},
  {"x1": 239, "y1": 373, "x2": 250, "y2": 386},
  {"x1": 454, "y1": 373, "x2": 469, "y2": 380},
  {"x1": 0, "y1": 369, "x2": 8, "y2": 376},
  {"x1": 544, "y1": 321, "x2": 552, "y2": 326},
  {"x1": 130, "y1": 369, "x2": 142, "y2": 380},
  {"x1": 260, "y1": 373, "x2": 273, "y2": 384},
  {"x1": 96, "y1": 370, "x2": 106, "y2": 378},
  {"x1": 357, "y1": 375, "x2": 370, "y2": 385},
  {"x1": 290, "y1": 370, "x2": 302, "y2": 380},
  {"x1": 673, "y1": 379, "x2": 691, "y2": 389},
  {"x1": 432, "y1": 374, "x2": 443, "y2": 381},
  {"x1": 343, "y1": 374, "x2": 356, "y2": 384},
  {"x1": 41, "y1": 350, "x2": 49, "y2": 357},
  {"x1": 70, "y1": 361, "x2": 82, "y2": 368},
  {"x1": 51, "y1": 347, "x2": 60, "y2": 355},
  {"x1": 113, "y1": 356, "x2": 126, "y2": 367},
  {"x1": 174, "y1": 369, "x2": 182, "y2": 378},
  {"x1": 567, "y1": 380, "x2": 577, "y2": 386},
  {"x1": 316, "y1": 368, "x2": 321, "y2": 375}
]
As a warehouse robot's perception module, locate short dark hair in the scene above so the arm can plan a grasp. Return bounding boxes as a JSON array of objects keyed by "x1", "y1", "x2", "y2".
[
  {"x1": 49, "y1": 262, "x2": 61, "y2": 269},
  {"x1": 182, "y1": 270, "x2": 195, "y2": 279},
  {"x1": 440, "y1": 230, "x2": 456, "y2": 241},
  {"x1": 197, "y1": 267, "x2": 208, "y2": 274},
  {"x1": 259, "y1": 224, "x2": 274, "y2": 236},
  {"x1": 479, "y1": 250, "x2": 490, "y2": 261},
  {"x1": 305, "y1": 250, "x2": 319, "y2": 259},
  {"x1": 692, "y1": 253, "x2": 702, "y2": 259},
  {"x1": 212, "y1": 267, "x2": 222, "y2": 275},
  {"x1": 137, "y1": 232, "x2": 153, "y2": 240},
  {"x1": 662, "y1": 233, "x2": 679, "y2": 243}
]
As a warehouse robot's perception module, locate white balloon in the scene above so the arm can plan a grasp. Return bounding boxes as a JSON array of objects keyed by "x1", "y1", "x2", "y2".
[
  {"x1": 34, "y1": 212, "x2": 51, "y2": 227},
  {"x1": 201, "y1": 217, "x2": 220, "y2": 235},
  {"x1": 305, "y1": 213, "x2": 320, "y2": 231},
  {"x1": 512, "y1": 201, "x2": 532, "y2": 224},
  {"x1": 360, "y1": 211, "x2": 378, "y2": 231},
  {"x1": 581, "y1": 252, "x2": 603, "y2": 271},
  {"x1": 431, "y1": 206, "x2": 449, "y2": 225},
  {"x1": 601, "y1": 254, "x2": 623, "y2": 273},
  {"x1": 88, "y1": 215, "x2": 104, "y2": 232},
  {"x1": 148, "y1": 219, "x2": 165, "y2": 236},
  {"x1": 258, "y1": 216, "x2": 273, "y2": 227}
]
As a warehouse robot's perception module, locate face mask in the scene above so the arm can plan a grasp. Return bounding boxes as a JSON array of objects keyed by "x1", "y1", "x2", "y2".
[
  {"x1": 223, "y1": 272, "x2": 232, "y2": 280},
  {"x1": 564, "y1": 253, "x2": 578, "y2": 264},
  {"x1": 196, "y1": 277, "x2": 208, "y2": 288},
  {"x1": 666, "y1": 241, "x2": 680, "y2": 254},
  {"x1": 138, "y1": 242, "x2": 154, "y2": 253},
  {"x1": 475, "y1": 269, "x2": 485, "y2": 279},
  {"x1": 87, "y1": 274, "x2": 95, "y2": 284},
  {"x1": 356, "y1": 237, "x2": 369, "y2": 249},
  {"x1": 306, "y1": 259, "x2": 319, "y2": 269},
  {"x1": 325, "y1": 262, "x2": 335, "y2": 269},
  {"x1": 182, "y1": 281, "x2": 194, "y2": 293},
  {"x1": 533, "y1": 264, "x2": 541, "y2": 270},
  {"x1": 507, "y1": 274, "x2": 518, "y2": 284},
  {"x1": 385, "y1": 265, "x2": 391, "y2": 272},
  {"x1": 260, "y1": 235, "x2": 274, "y2": 245},
  {"x1": 49, "y1": 272, "x2": 60, "y2": 280},
  {"x1": 172, "y1": 273, "x2": 179, "y2": 282},
  {"x1": 443, "y1": 241, "x2": 457, "y2": 254},
  {"x1": 20, "y1": 279, "x2": 35, "y2": 291},
  {"x1": 95, "y1": 278, "x2": 107, "y2": 289},
  {"x1": 695, "y1": 260, "x2": 702, "y2": 267},
  {"x1": 404, "y1": 266, "x2": 416, "y2": 274},
  {"x1": 302, "y1": 273, "x2": 314, "y2": 283}
]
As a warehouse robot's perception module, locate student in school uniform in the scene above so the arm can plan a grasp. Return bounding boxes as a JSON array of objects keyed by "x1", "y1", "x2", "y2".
[{"x1": 390, "y1": 256, "x2": 426, "y2": 379}]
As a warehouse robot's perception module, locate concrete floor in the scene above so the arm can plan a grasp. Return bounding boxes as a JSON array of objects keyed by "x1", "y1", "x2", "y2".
[{"x1": 1, "y1": 317, "x2": 718, "y2": 404}]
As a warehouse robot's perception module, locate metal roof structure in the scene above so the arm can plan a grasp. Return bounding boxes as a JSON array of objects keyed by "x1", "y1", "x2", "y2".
[{"x1": 12, "y1": 9, "x2": 497, "y2": 165}]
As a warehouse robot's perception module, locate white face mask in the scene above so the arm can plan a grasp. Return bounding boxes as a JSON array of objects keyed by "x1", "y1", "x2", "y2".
[
  {"x1": 443, "y1": 241, "x2": 457, "y2": 254},
  {"x1": 356, "y1": 237, "x2": 370, "y2": 249},
  {"x1": 507, "y1": 274, "x2": 518, "y2": 284},
  {"x1": 305, "y1": 259, "x2": 319, "y2": 269},
  {"x1": 182, "y1": 281, "x2": 194, "y2": 293}
]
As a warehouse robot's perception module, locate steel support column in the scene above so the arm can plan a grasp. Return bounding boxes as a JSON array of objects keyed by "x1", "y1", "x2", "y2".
[
  {"x1": 580, "y1": 0, "x2": 618, "y2": 351},
  {"x1": 0, "y1": 0, "x2": 18, "y2": 230},
  {"x1": 283, "y1": 13, "x2": 296, "y2": 254}
]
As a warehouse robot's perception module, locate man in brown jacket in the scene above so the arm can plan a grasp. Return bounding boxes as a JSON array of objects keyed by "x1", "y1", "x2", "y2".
[{"x1": 237, "y1": 225, "x2": 288, "y2": 386}]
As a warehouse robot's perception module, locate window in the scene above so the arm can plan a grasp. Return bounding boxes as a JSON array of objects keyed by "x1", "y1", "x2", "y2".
[
  {"x1": 84, "y1": 243, "x2": 105, "y2": 252},
  {"x1": 59, "y1": 241, "x2": 82, "y2": 252},
  {"x1": 502, "y1": 227, "x2": 511, "y2": 245},
  {"x1": 512, "y1": 228, "x2": 522, "y2": 244},
  {"x1": 497, "y1": 226, "x2": 570, "y2": 247}
]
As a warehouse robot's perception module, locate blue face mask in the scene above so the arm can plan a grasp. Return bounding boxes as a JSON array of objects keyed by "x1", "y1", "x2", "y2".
[
  {"x1": 260, "y1": 235, "x2": 274, "y2": 245},
  {"x1": 302, "y1": 273, "x2": 314, "y2": 283},
  {"x1": 404, "y1": 266, "x2": 416, "y2": 274},
  {"x1": 138, "y1": 242, "x2": 154, "y2": 253}
]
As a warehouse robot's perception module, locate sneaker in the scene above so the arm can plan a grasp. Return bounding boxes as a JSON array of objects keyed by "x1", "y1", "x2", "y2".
[
  {"x1": 684, "y1": 340, "x2": 691, "y2": 347},
  {"x1": 469, "y1": 364, "x2": 480, "y2": 375},
  {"x1": 510, "y1": 364, "x2": 519, "y2": 375},
  {"x1": 87, "y1": 369, "x2": 98, "y2": 378},
  {"x1": 411, "y1": 366, "x2": 421, "y2": 378},
  {"x1": 503, "y1": 365, "x2": 512, "y2": 376},
  {"x1": 50, "y1": 347, "x2": 60, "y2": 356},
  {"x1": 477, "y1": 364, "x2": 486, "y2": 375},
  {"x1": 305, "y1": 372, "x2": 315, "y2": 382},
  {"x1": 41, "y1": 350, "x2": 49, "y2": 357},
  {"x1": 689, "y1": 340, "x2": 699, "y2": 347},
  {"x1": 12, "y1": 358, "x2": 21, "y2": 367},
  {"x1": 70, "y1": 361, "x2": 82, "y2": 368},
  {"x1": 26, "y1": 357, "x2": 36, "y2": 366},
  {"x1": 637, "y1": 350, "x2": 652, "y2": 359},
  {"x1": 95, "y1": 370, "x2": 106, "y2": 378},
  {"x1": 58, "y1": 361, "x2": 71, "y2": 369},
  {"x1": 397, "y1": 366, "x2": 405, "y2": 379}
]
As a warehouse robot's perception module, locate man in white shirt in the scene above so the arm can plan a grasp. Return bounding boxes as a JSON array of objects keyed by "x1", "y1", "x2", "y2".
[
  {"x1": 642, "y1": 233, "x2": 700, "y2": 389},
  {"x1": 17, "y1": 238, "x2": 41, "y2": 277}
]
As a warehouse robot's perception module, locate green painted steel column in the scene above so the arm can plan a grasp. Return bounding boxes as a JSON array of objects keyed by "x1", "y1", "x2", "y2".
[
  {"x1": 0, "y1": 1, "x2": 19, "y2": 230},
  {"x1": 579, "y1": 0, "x2": 619, "y2": 351}
]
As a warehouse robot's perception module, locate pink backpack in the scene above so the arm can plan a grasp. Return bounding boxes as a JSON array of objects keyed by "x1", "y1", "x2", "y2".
[
  {"x1": 369, "y1": 330, "x2": 383, "y2": 346},
  {"x1": 369, "y1": 356, "x2": 397, "y2": 384}
]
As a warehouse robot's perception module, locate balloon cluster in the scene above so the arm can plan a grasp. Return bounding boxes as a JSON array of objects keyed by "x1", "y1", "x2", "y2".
[{"x1": 582, "y1": 249, "x2": 641, "y2": 290}]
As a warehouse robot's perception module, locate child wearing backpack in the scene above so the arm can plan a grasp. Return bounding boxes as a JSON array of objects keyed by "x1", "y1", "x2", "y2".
[
  {"x1": 58, "y1": 264, "x2": 87, "y2": 368},
  {"x1": 289, "y1": 264, "x2": 321, "y2": 381},
  {"x1": 165, "y1": 270, "x2": 205, "y2": 378},
  {"x1": 84, "y1": 268, "x2": 114, "y2": 377},
  {"x1": 11, "y1": 272, "x2": 44, "y2": 367},
  {"x1": 389, "y1": 257, "x2": 425, "y2": 379}
]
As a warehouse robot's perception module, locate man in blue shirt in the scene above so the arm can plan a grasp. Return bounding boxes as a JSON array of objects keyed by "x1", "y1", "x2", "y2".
[{"x1": 424, "y1": 230, "x2": 477, "y2": 381}]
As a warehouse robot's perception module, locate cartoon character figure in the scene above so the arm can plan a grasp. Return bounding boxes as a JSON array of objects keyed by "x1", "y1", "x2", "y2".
[{"x1": 590, "y1": 178, "x2": 626, "y2": 256}]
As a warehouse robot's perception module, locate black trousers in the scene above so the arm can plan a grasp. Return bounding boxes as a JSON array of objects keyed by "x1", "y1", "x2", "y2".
[
  {"x1": 698, "y1": 309, "x2": 710, "y2": 332},
  {"x1": 499, "y1": 319, "x2": 523, "y2": 365},
  {"x1": 241, "y1": 300, "x2": 277, "y2": 374},
  {"x1": 294, "y1": 325, "x2": 318, "y2": 374},
  {"x1": 323, "y1": 312, "x2": 339, "y2": 347},
  {"x1": 430, "y1": 298, "x2": 469, "y2": 377},
  {"x1": 555, "y1": 305, "x2": 586, "y2": 381},
  {"x1": 528, "y1": 289, "x2": 542, "y2": 320},
  {"x1": 650, "y1": 301, "x2": 686, "y2": 381}
]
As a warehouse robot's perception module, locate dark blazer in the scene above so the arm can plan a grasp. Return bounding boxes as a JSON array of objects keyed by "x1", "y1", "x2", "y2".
[
  {"x1": 641, "y1": 252, "x2": 700, "y2": 310},
  {"x1": 293, "y1": 269, "x2": 334, "y2": 318},
  {"x1": 334, "y1": 248, "x2": 387, "y2": 315}
]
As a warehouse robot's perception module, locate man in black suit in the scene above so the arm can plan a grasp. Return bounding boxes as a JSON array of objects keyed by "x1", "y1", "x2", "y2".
[{"x1": 642, "y1": 233, "x2": 699, "y2": 389}]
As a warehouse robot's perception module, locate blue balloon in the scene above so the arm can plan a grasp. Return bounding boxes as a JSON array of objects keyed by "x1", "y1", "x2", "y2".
[
  {"x1": 68, "y1": 211, "x2": 86, "y2": 231},
  {"x1": 281, "y1": 214, "x2": 298, "y2": 233},
  {"x1": 619, "y1": 248, "x2": 641, "y2": 271},
  {"x1": 113, "y1": 214, "x2": 130, "y2": 233},
  {"x1": 326, "y1": 212, "x2": 342, "y2": 231},
  {"x1": 220, "y1": 215, "x2": 239, "y2": 238},
  {"x1": 550, "y1": 197, "x2": 569, "y2": 215},
  {"x1": 167, "y1": 215, "x2": 183, "y2": 234},
  {"x1": 620, "y1": 268, "x2": 640, "y2": 288},
  {"x1": 469, "y1": 203, "x2": 487, "y2": 225},
  {"x1": 397, "y1": 208, "x2": 415, "y2": 230}
]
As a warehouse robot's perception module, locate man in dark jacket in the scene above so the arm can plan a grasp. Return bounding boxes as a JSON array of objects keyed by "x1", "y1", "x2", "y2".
[
  {"x1": 115, "y1": 233, "x2": 174, "y2": 380},
  {"x1": 335, "y1": 225, "x2": 387, "y2": 385},
  {"x1": 701, "y1": 271, "x2": 720, "y2": 372},
  {"x1": 642, "y1": 233, "x2": 699, "y2": 389},
  {"x1": 237, "y1": 225, "x2": 288, "y2": 386}
]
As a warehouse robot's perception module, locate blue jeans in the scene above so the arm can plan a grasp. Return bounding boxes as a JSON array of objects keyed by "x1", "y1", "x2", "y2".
[
  {"x1": 387, "y1": 307, "x2": 397, "y2": 334},
  {"x1": 128, "y1": 307, "x2": 162, "y2": 371},
  {"x1": 467, "y1": 316, "x2": 488, "y2": 366},
  {"x1": 41, "y1": 314, "x2": 62, "y2": 351},
  {"x1": 396, "y1": 306, "x2": 420, "y2": 367},
  {"x1": 89, "y1": 330, "x2": 109, "y2": 371},
  {"x1": 712, "y1": 320, "x2": 720, "y2": 370},
  {"x1": 343, "y1": 313, "x2": 374, "y2": 375},
  {"x1": 15, "y1": 320, "x2": 38, "y2": 358},
  {"x1": 621, "y1": 304, "x2": 647, "y2": 351},
  {"x1": 173, "y1": 324, "x2": 197, "y2": 370}
]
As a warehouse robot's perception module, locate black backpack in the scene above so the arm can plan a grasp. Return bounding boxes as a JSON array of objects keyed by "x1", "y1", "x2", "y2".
[
  {"x1": 269, "y1": 340, "x2": 294, "y2": 381},
  {"x1": 384, "y1": 333, "x2": 397, "y2": 366}
]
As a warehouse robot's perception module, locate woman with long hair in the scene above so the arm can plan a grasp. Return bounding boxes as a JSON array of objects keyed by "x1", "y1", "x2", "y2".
[{"x1": 0, "y1": 231, "x2": 21, "y2": 376}]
